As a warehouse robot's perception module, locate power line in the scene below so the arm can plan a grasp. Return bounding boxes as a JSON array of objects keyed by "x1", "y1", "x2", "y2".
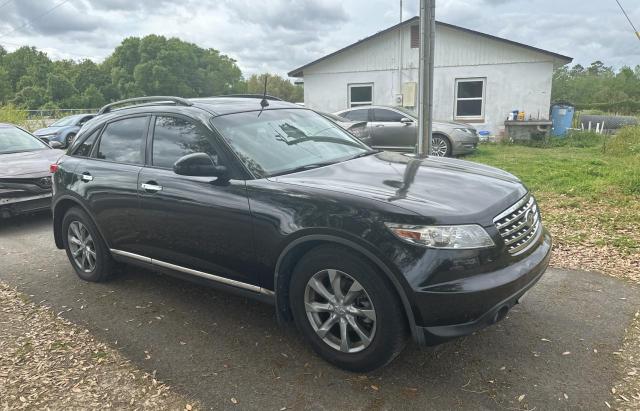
[
  {"x1": 0, "y1": 0, "x2": 72, "y2": 40},
  {"x1": 615, "y1": 0, "x2": 640, "y2": 41}
]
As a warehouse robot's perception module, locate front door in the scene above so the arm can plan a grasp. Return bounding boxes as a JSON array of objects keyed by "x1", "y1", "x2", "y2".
[
  {"x1": 370, "y1": 108, "x2": 417, "y2": 151},
  {"x1": 135, "y1": 115, "x2": 256, "y2": 285}
]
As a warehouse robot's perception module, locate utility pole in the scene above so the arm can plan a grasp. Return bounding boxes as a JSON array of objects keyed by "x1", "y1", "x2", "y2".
[{"x1": 416, "y1": 0, "x2": 435, "y2": 157}]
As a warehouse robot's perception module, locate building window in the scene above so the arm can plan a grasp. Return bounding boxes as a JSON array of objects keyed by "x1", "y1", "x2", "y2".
[
  {"x1": 348, "y1": 83, "x2": 373, "y2": 108},
  {"x1": 410, "y1": 25, "x2": 419, "y2": 48},
  {"x1": 454, "y1": 78, "x2": 485, "y2": 120}
]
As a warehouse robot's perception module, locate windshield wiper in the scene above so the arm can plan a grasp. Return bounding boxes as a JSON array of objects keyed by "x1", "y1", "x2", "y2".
[
  {"x1": 270, "y1": 160, "x2": 339, "y2": 177},
  {"x1": 348, "y1": 150, "x2": 379, "y2": 160}
]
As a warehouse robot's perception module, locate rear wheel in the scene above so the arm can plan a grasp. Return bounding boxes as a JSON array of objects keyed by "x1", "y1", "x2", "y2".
[
  {"x1": 62, "y1": 207, "x2": 115, "y2": 282},
  {"x1": 431, "y1": 134, "x2": 451, "y2": 157},
  {"x1": 290, "y1": 245, "x2": 407, "y2": 372}
]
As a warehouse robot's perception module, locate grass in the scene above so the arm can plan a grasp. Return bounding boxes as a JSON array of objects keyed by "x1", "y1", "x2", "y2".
[{"x1": 467, "y1": 136, "x2": 640, "y2": 281}]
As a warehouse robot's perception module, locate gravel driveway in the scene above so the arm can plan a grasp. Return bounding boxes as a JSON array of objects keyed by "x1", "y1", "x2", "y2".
[{"x1": 1, "y1": 212, "x2": 639, "y2": 410}]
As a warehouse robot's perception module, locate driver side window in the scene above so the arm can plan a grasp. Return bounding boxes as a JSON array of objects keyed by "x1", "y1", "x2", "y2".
[
  {"x1": 373, "y1": 109, "x2": 405, "y2": 122},
  {"x1": 152, "y1": 116, "x2": 219, "y2": 169}
]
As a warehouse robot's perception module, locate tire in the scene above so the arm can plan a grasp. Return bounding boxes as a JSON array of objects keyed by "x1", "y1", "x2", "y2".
[
  {"x1": 65, "y1": 133, "x2": 76, "y2": 148},
  {"x1": 431, "y1": 134, "x2": 451, "y2": 157},
  {"x1": 61, "y1": 207, "x2": 115, "y2": 282},
  {"x1": 289, "y1": 245, "x2": 408, "y2": 372}
]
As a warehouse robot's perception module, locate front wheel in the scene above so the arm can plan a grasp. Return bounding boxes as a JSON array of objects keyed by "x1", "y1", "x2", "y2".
[
  {"x1": 290, "y1": 245, "x2": 408, "y2": 372},
  {"x1": 431, "y1": 134, "x2": 451, "y2": 157},
  {"x1": 65, "y1": 133, "x2": 76, "y2": 148}
]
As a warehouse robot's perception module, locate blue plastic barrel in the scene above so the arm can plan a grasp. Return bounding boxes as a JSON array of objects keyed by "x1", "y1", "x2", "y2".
[{"x1": 550, "y1": 103, "x2": 575, "y2": 137}]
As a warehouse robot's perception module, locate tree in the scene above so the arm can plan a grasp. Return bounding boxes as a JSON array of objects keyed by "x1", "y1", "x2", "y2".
[
  {"x1": 81, "y1": 84, "x2": 105, "y2": 109},
  {"x1": 46, "y1": 73, "x2": 77, "y2": 104},
  {"x1": 245, "y1": 73, "x2": 303, "y2": 102}
]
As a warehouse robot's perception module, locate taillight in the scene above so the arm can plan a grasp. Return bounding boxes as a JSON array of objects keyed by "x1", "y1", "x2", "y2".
[{"x1": 49, "y1": 163, "x2": 59, "y2": 173}]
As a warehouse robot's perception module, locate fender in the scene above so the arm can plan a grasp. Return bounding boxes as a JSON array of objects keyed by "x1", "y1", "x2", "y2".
[
  {"x1": 52, "y1": 194, "x2": 111, "y2": 250},
  {"x1": 273, "y1": 233, "x2": 423, "y2": 344}
]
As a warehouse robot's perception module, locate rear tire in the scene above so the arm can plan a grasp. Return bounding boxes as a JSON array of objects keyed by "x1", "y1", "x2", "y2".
[
  {"x1": 431, "y1": 134, "x2": 451, "y2": 157},
  {"x1": 62, "y1": 207, "x2": 114, "y2": 282},
  {"x1": 290, "y1": 245, "x2": 408, "y2": 372}
]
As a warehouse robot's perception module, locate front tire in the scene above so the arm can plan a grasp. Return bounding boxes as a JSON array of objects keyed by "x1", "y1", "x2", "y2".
[
  {"x1": 62, "y1": 207, "x2": 114, "y2": 282},
  {"x1": 290, "y1": 245, "x2": 408, "y2": 372},
  {"x1": 65, "y1": 133, "x2": 76, "y2": 148}
]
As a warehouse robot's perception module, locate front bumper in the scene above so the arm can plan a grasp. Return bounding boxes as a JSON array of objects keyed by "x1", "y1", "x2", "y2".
[
  {"x1": 451, "y1": 135, "x2": 479, "y2": 155},
  {"x1": 414, "y1": 228, "x2": 552, "y2": 345},
  {"x1": 0, "y1": 193, "x2": 52, "y2": 217}
]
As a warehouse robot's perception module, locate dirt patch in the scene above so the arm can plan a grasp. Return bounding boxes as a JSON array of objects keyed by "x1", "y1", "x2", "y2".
[
  {"x1": 536, "y1": 194, "x2": 640, "y2": 285},
  {"x1": 0, "y1": 282, "x2": 197, "y2": 410},
  {"x1": 611, "y1": 311, "x2": 640, "y2": 410}
]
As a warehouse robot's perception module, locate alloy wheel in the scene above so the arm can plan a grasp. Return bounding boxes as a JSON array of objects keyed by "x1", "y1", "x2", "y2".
[
  {"x1": 304, "y1": 269, "x2": 376, "y2": 353},
  {"x1": 67, "y1": 221, "x2": 96, "y2": 273},
  {"x1": 431, "y1": 136, "x2": 449, "y2": 157}
]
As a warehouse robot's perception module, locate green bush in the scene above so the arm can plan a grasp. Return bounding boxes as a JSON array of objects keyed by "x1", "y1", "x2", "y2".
[
  {"x1": 554, "y1": 131, "x2": 605, "y2": 148},
  {"x1": 0, "y1": 104, "x2": 28, "y2": 127},
  {"x1": 608, "y1": 126, "x2": 640, "y2": 157}
]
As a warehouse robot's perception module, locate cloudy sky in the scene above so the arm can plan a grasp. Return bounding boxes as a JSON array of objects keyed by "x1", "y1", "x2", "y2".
[{"x1": 0, "y1": 0, "x2": 638, "y2": 76}]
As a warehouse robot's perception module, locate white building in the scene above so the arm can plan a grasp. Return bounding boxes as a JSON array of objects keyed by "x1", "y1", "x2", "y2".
[{"x1": 288, "y1": 17, "x2": 572, "y2": 135}]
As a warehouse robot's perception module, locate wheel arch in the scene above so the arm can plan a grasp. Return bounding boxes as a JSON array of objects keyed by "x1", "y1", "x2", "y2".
[
  {"x1": 53, "y1": 195, "x2": 108, "y2": 250},
  {"x1": 273, "y1": 234, "x2": 423, "y2": 343}
]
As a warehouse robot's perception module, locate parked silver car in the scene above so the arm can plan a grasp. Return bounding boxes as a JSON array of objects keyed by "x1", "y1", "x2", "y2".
[{"x1": 334, "y1": 105, "x2": 479, "y2": 157}]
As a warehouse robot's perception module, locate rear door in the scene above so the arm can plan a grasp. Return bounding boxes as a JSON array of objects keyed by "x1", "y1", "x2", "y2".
[
  {"x1": 73, "y1": 115, "x2": 149, "y2": 252},
  {"x1": 135, "y1": 114, "x2": 256, "y2": 285},
  {"x1": 370, "y1": 108, "x2": 417, "y2": 151}
]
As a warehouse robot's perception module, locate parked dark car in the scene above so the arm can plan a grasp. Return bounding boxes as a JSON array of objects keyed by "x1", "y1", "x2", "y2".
[
  {"x1": 0, "y1": 123, "x2": 64, "y2": 218},
  {"x1": 317, "y1": 111, "x2": 370, "y2": 141},
  {"x1": 34, "y1": 113, "x2": 95, "y2": 147},
  {"x1": 51, "y1": 96, "x2": 551, "y2": 371},
  {"x1": 334, "y1": 105, "x2": 479, "y2": 157}
]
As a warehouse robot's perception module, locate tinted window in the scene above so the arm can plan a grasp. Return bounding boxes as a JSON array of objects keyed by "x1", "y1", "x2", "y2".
[
  {"x1": 152, "y1": 116, "x2": 218, "y2": 169},
  {"x1": 341, "y1": 109, "x2": 369, "y2": 122},
  {"x1": 74, "y1": 128, "x2": 100, "y2": 157},
  {"x1": 96, "y1": 116, "x2": 148, "y2": 164},
  {"x1": 373, "y1": 109, "x2": 404, "y2": 122}
]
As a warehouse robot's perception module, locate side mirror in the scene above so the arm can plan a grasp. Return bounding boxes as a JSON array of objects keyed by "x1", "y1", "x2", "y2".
[
  {"x1": 173, "y1": 153, "x2": 228, "y2": 179},
  {"x1": 400, "y1": 117, "x2": 413, "y2": 125},
  {"x1": 49, "y1": 141, "x2": 63, "y2": 149}
]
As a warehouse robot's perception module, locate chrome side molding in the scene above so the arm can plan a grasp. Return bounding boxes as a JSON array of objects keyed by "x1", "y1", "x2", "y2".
[{"x1": 110, "y1": 249, "x2": 274, "y2": 296}]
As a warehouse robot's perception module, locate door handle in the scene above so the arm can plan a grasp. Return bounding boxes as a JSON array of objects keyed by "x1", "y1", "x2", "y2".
[
  {"x1": 375, "y1": 125, "x2": 385, "y2": 128},
  {"x1": 81, "y1": 173, "x2": 93, "y2": 182},
  {"x1": 141, "y1": 182, "x2": 163, "y2": 192}
]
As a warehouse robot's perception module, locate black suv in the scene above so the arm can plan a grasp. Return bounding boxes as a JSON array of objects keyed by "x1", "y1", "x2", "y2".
[{"x1": 51, "y1": 96, "x2": 552, "y2": 371}]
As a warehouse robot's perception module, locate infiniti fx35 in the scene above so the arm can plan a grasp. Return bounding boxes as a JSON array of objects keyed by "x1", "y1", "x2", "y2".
[{"x1": 51, "y1": 96, "x2": 551, "y2": 371}]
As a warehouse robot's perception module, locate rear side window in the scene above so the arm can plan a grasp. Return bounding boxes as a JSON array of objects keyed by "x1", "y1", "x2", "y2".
[
  {"x1": 152, "y1": 116, "x2": 219, "y2": 169},
  {"x1": 73, "y1": 128, "x2": 100, "y2": 157},
  {"x1": 373, "y1": 109, "x2": 404, "y2": 122},
  {"x1": 341, "y1": 109, "x2": 369, "y2": 122},
  {"x1": 96, "y1": 116, "x2": 148, "y2": 164}
]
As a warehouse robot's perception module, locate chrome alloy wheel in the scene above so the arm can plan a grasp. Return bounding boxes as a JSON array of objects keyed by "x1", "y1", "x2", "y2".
[
  {"x1": 431, "y1": 136, "x2": 449, "y2": 157},
  {"x1": 67, "y1": 221, "x2": 96, "y2": 273},
  {"x1": 304, "y1": 269, "x2": 376, "y2": 353}
]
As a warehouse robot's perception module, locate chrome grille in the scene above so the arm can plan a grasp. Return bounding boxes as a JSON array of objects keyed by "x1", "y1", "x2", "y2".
[{"x1": 494, "y1": 194, "x2": 541, "y2": 254}]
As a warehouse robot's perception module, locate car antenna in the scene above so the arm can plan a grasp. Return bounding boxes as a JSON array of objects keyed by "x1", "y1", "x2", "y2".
[{"x1": 258, "y1": 75, "x2": 269, "y2": 118}]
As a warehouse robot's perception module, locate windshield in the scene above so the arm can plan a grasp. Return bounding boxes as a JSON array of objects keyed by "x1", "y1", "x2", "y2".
[
  {"x1": 0, "y1": 126, "x2": 49, "y2": 154},
  {"x1": 51, "y1": 115, "x2": 80, "y2": 127},
  {"x1": 211, "y1": 109, "x2": 372, "y2": 177}
]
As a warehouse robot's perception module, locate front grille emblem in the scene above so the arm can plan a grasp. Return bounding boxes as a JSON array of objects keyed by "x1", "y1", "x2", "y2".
[{"x1": 38, "y1": 177, "x2": 52, "y2": 188}]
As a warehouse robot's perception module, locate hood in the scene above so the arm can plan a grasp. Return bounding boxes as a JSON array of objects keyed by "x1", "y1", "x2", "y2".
[
  {"x1": 272, "y1": 151, "x2": 526, "y2": 225},
  {"x1": 433, "y1": 120, "x2": 476, "y2": 129},
  {"x1": 34, "y1": 126, "x2": 63, "y2": 136},
  {"x1": 0, "y1": 149, "x2": 65, "y2": 179}
]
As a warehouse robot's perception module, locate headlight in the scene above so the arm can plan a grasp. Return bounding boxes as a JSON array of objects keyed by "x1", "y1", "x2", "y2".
[
  {"x1": 385, "y1": 223, "x2": 494, "y2": 249},
  {"x1": 454, "y1": 128, "x2": 475, "y2": 134}
]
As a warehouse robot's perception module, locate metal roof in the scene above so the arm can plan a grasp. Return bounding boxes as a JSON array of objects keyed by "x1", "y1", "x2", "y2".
[{"x1": 288, "y1": 17, "x2": 573, "y2": 78}]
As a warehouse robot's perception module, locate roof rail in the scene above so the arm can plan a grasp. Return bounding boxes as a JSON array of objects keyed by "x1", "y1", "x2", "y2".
[
  {"x1": 217, "y1": 94, "x2": 283, "y2": 101},
  {"x1": 97, "y1": 96, "x2": 194, "y2": 115}
]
